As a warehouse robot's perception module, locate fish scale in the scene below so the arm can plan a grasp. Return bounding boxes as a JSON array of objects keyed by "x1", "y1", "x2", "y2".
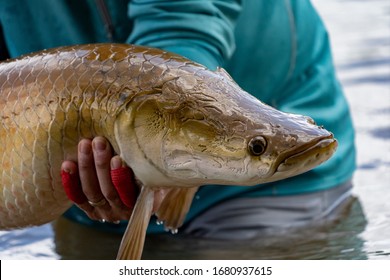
[
  {"x1": 0, "y1": 43, "x2": 191, "y2": 229},
  {"x1": 0, "y1": 43, "x2": 337, "y2": 259}
]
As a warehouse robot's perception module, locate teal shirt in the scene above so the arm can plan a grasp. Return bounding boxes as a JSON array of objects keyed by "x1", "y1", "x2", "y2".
[{"x1": 0, "y1": 0, "x2": 356, "y2": 233}]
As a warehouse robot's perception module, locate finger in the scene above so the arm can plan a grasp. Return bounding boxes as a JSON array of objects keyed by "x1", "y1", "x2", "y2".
[
  {"x1": 77, "y1": 139, "x2": 107, "y2": 206},
  {"x1": 61, "y1": 161, "x2": 97, "y2": 218},
  {"x1": 110, "y1": 156, "x2": 138, "y2": 209},
  {"x1": 92, "y1": 137, "x2": 124, "y2": 208},
  {"x1": 61, "y1": 161, "x2": 87, "y2": 204}
]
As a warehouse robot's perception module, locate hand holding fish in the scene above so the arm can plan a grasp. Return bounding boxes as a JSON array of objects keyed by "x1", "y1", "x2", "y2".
[
  {"x1": 60, "y1": 136, "x2": 169, "y2": 223},
  {"x1": 61, "y1": 137, "x2": 137, "y2": 223}
]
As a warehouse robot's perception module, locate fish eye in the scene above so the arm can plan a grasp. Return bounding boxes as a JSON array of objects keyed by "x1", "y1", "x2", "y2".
[{"x1": 248, "y1": 136, "x2": 267, "y2": 156}]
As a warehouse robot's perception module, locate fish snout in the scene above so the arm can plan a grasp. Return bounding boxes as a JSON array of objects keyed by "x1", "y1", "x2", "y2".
[
  {"x1": 274, "y1": 135, "x2": 338, "y2": 177},
  {"x1": 289, "y1": 113, "x2": 333, "y2": 139}
]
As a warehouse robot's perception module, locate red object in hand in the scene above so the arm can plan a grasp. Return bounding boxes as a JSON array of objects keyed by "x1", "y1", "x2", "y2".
[
  {"x1": 61, "y1": 166, "x2": 137, "y2": 209},
  {"x1": 61, "y1": 169, "x2": 88, "y2": 204},
  {"x1": 111, "y1": 167, "x2": 138, "y2": 209}
]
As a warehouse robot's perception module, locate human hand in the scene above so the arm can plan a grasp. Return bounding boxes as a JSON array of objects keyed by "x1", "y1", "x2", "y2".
[{"x1": 60, "y1": 137, "x2": 138, "y2": 223}]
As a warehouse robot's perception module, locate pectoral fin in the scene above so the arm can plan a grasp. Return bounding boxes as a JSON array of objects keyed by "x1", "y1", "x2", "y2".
[
  {"x1": 116, "y1": 186, "x2": 154, "y2": 260},
  {"x1": 156, "y1": 187, "x2": 198, "y2": 231}
]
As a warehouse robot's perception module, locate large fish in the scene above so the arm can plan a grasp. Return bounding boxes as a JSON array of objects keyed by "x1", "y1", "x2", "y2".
[{"x1": 0, "y1": 43, "x2": 337, "y2": 259}]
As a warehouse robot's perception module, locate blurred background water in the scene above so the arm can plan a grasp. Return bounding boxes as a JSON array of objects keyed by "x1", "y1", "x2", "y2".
[{"x1": 1, "y1": 0, "x2": 389, "y2": 260}]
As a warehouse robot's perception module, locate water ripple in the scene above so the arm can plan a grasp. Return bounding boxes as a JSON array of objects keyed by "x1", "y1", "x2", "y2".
[{"x1": 369, "y1": 126, "x2": 390, "y2": 139}]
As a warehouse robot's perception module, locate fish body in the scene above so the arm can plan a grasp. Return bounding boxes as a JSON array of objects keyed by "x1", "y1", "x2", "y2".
[{"x1": 0, "y1": 43, "x2": 337, "y2": 259}]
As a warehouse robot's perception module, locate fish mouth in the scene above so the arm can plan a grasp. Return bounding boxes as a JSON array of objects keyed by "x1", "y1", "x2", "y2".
[{"x1": 273, "y1": 135, "x2": 338, "y2": 177}]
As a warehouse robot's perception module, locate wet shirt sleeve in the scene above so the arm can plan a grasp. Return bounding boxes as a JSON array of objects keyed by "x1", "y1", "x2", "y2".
[{"x1": 126, "y1": 0, "x2": 242, "y2": 70}]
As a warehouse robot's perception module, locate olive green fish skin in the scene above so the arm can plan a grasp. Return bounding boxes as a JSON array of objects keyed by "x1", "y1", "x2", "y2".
[{"x1": 0, "y1": 43, "x2": 337, "y2": 230}]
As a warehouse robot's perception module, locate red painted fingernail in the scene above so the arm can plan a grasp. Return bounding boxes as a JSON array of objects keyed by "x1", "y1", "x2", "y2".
[
  {"x1": 61, "y1": 169, "x2": 87, "y2": 204},
  {"x1": 111, "y1": 167, "x2": 138, "y2": 208}
]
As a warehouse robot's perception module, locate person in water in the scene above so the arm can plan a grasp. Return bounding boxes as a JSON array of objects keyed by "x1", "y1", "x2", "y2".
[{"x1": 0, "y1": 0, "x2": 355, "y2": 238}]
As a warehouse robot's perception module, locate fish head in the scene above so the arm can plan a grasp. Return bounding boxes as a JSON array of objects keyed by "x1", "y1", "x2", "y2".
[{"x1": 121, "y1": 67, "x2": 337, "y2": 187}]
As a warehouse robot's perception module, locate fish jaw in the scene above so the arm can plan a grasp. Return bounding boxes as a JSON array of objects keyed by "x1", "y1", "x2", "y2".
[{"x1": 268, "y1": 135, "x2": 338, "y2": 182}]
